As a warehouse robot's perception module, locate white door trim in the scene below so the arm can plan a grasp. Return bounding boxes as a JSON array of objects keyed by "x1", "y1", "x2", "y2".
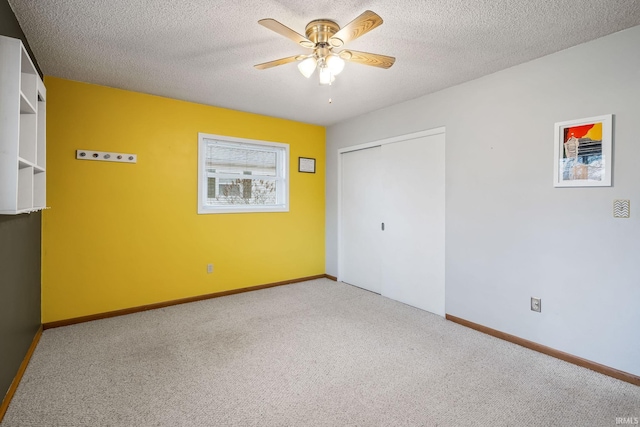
[
  {"x1": 337, "y1": 127, "x2": 446, "y2": 283},
  {"x1": 337, "y1": 127, "x2": 445, "y2": 156}
]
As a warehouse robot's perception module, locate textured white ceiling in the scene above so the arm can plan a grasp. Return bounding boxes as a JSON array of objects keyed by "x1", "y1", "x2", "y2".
[{"x1": 8, "y1": 0, "x2": 640, "y2": 126}]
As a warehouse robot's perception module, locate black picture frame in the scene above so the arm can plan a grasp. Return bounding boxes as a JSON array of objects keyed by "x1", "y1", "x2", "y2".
[{"x1": 298, "y1": 157, "x2": 316, "y2": 173}]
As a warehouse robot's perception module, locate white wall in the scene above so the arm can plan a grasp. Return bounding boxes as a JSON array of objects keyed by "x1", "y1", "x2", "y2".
[{"x1": 326, "y1": 25, "x2": 640, "y2": 376}]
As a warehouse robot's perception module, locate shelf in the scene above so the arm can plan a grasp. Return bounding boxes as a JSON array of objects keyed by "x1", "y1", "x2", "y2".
[
  {"x1": 17, "y1": 166, "x2": 33, "y2": 211},
  {"x1": 0, "y1": 207, "x2": 47, "y2": 215},
  {"x1": 20, "y1": 48, "x2": 37, "y2": 75},
  {"x1": 33, "y1": 171, "x2": 46, "y2": 208},
  {"x1": 19, "y1": 112, "x2": 37, "y2": 163},
  {"x1": 20, "y1": 91, "x2": 36, "y2": 114},
  {"x1": 37, "y1": 79, "x2": 46, "y2": 102},
  {"x1": 36, "y1": 96, "x2": 46, "y2": 168},
  {"x1": 19, "y1": 48, "x2": 38, "y2": 108},
  {"x1": 0, "y1": 36, "x2": 46, "y2": 215},
  {"x1": 18, "y1": 157, "x2": 35, "y2": 168}
]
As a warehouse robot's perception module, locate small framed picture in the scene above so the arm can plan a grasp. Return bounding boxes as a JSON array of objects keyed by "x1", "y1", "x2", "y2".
[
  {"x1": 553, "y1": 114, "x2": 613, "y2": 187},
  {"x1": 298, "y1": 157, "x2": 316, "y2": 173}
]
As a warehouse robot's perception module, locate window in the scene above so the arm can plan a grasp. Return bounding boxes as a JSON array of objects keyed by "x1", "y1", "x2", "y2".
[{"x1": 198, "y1": 133, "x2": 289, "y2": 214}]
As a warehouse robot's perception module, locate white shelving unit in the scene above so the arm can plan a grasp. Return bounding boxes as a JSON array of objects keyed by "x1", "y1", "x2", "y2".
[{"x1": 0, "y1": 35, "x2": 46, "y2": 214}]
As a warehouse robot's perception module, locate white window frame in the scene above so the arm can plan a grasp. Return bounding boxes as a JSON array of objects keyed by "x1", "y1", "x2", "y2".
[{"x1": 198, "y1": 133, "x2": 289, "y2": 214}]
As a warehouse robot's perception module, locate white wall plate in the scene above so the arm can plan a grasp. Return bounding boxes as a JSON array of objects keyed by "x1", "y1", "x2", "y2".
[{"x1": 76, "y1": 150, "x2": 137, "y2": 163}]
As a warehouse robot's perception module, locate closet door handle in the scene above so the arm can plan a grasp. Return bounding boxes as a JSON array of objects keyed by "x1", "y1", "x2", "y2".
[{"x1": 381, "y1": 222, "x2": 385, "y2": 231}]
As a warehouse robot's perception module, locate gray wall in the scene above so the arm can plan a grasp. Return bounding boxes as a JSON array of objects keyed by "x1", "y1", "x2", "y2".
[
  {"x1": 326, "y1": 26, "x2": 640, "y2": 376},
  {"x1": 0, "y1": 0, "x2": 42, "y2": 401}
]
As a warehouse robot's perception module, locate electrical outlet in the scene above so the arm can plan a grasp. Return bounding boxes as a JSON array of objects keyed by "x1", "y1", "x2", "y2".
[
  {"x1": 531, "y1": 297, "x2": 541, "y2": 313},
  {"x1": 207, "y1": 264, "x2": 213, "y2": 274}
]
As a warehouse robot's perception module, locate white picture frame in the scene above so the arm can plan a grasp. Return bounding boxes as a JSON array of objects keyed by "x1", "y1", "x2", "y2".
[{"x1": 553, "y1": 114, "x2": 613, "y2": 187}]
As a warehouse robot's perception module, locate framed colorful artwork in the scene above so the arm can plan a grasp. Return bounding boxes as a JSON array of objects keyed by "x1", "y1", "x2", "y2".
[{"x1": 553, "y1": 114, "x2": 612, "y2": 187}]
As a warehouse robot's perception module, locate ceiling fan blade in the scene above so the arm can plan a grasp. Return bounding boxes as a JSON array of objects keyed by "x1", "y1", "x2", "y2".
[
  {"x1": 339, "y1": 50, "x2": 395, "y2": 69},
  {"x1": 258, "y1": 19, "x2": 315, "y2": 48},
  {"x1": 254, "y1": 55, "x2": 301, "y2": 70},
  {"x1": 329, "y1": 10, "x2": 383, "y2": 48}
]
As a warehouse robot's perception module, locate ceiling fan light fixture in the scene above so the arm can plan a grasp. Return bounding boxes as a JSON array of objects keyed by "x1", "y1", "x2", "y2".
[
  {"x1": 326, "y1": 55, "x2": 345, "y2": 75},
  {"x1": 318, "y1": 67, "x2": 335, "y2": 85},
  {"x1": 255, "y1": 11, "x2": 395, "y2": 84},
  {"x1": 298, "y1": 56, "x2": 317, "y2": 78}
]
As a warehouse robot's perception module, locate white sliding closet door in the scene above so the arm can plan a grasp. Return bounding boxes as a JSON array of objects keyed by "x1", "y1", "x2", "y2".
[
  {"x1": 339, "y1": 130, "x2": 445, "y2": 316},
  {"x1": 340, "y1": 146, "x2": 383, "y2": 293},
  {"x1": 380, "y1": 134, "x2": 445, "y2": 316}
]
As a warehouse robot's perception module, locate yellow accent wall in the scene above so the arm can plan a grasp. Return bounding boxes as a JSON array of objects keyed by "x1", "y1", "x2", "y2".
[{"x1": 42, "y1": 77, "x2": 325, "y2": 323}]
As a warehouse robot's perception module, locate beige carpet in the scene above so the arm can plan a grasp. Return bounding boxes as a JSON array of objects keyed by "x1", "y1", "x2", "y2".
[{"x1": 2, "y1": 278, "x2": 639, "y2": 426}]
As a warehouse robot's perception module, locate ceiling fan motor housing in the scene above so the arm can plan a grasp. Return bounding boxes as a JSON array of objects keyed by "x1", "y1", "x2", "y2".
[{"x1": 304, "y1": 20, "x2": 340, "y2": 46}]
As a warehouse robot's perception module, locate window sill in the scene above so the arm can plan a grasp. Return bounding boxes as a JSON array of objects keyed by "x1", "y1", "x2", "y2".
[{"x1": 197, "y1": 205, "x2": 289, "y2": 214}]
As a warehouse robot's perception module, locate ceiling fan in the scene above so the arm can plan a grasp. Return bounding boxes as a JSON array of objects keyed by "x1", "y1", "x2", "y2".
[{"x1": 254, "y1": 10, "x2": 395, "y2": 85}]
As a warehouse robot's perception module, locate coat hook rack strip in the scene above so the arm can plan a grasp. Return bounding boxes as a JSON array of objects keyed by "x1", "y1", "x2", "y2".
[{"x1": 76, "y1": 150, "x2": 137, "y2": 163}]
